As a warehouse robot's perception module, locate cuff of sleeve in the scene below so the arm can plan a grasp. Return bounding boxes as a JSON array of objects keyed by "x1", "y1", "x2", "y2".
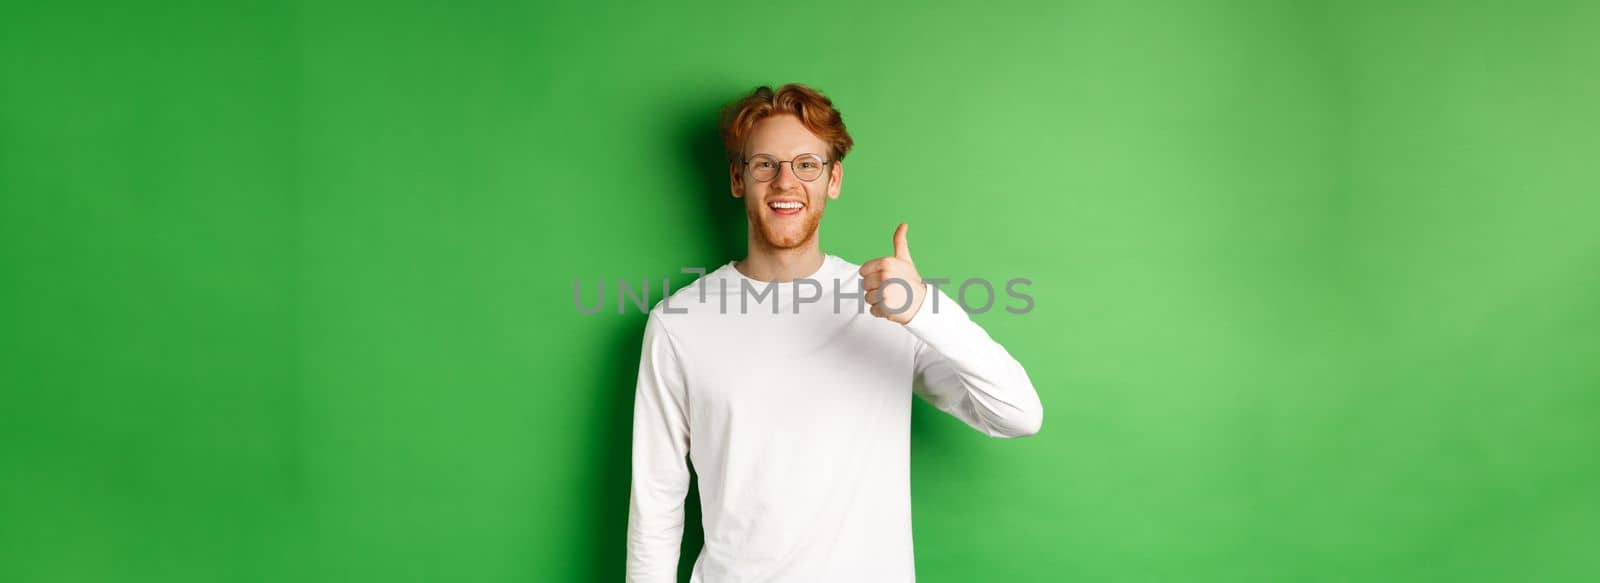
[{"x1": 904, "y1": 285, "x2": 967, "y2": 339}]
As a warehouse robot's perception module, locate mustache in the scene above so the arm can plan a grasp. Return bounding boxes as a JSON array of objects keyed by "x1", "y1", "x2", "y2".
[{"x1": 763, "y1": 190, "x2": 808, "y2": 201}]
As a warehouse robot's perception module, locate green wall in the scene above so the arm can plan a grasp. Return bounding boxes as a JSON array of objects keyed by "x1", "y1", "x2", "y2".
[{"x1": 3, "y1": 1, "x2": 1597, "y2": 581}]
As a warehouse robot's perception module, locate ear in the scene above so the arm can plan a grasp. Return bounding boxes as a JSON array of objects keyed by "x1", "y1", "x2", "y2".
[
  {"x1": 729, "y1": 161, "x2": 744, "y2": 198},
  {"x1": 826, "y1": 160, "x2": 843, "y2": 200}
]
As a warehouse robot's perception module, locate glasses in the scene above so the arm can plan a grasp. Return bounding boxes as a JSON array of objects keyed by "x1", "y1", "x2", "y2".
[{"x1": 740, "y1": 153, "x2": 833, "y2": 182}]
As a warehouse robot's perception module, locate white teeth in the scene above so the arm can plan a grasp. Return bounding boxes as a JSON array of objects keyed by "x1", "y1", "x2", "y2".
[{"x1": 769, "y1": 201, "x2": 803, "y2": 209}]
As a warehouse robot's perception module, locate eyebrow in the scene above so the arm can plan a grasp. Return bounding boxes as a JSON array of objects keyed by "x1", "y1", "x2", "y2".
[{"x1": 747, "y1": 152, "x2": 825, "y2": 159}]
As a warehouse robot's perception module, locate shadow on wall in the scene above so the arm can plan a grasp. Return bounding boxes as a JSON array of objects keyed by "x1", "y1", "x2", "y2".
[
  {"x1": 589, "y1": 94, "x2": 745, "y2": 581},
  {"x1": 684, "y1": 96, "x2": 748, "y2": 264}
]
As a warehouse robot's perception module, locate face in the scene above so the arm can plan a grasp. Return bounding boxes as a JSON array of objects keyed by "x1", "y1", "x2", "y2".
[{"x1": 730, "y1": 114, "x2": 844, "y2": 250}]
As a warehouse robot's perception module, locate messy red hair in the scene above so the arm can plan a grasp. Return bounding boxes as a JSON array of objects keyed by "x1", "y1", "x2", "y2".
[{"x1": 719, "y1": 83, "x2": 854, "y2": 165}]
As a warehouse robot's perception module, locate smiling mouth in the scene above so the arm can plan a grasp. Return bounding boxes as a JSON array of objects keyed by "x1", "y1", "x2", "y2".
[{"x1": 767, "y1": 200, "x2": 805, "y2": 216}]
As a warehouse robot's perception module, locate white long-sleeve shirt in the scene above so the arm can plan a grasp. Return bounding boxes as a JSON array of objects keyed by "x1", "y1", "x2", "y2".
[{"x1": 626, "y1": 253, "x2": 1044, "y2": 582}]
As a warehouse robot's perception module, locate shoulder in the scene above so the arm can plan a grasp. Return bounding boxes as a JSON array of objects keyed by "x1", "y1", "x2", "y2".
[
  {"x1": 815, "y1": 253, "x2": 865, "y2": 289},
  {"x1": 645, "y1": 261, "x2": 738, "y2": 322},
  {"x1": 826, "y1": 253, "x2": 863, "y2": 275}
]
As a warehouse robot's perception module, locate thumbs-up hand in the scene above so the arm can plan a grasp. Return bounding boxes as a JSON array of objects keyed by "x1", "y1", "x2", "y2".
[{"x1": 859, "y1": 223, "x2": 928, "y2": 325}]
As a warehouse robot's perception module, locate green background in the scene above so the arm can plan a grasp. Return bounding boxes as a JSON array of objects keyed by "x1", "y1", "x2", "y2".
[{"x1": 3, "y1": 0, "x2": 1597, "y2": 581}]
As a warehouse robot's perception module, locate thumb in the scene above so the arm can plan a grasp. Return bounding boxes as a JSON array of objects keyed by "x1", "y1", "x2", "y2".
[{"x1": 892, "y1": 223, "x2": 913, "y2": 263}]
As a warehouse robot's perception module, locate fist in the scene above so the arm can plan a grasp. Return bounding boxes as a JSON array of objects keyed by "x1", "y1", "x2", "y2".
[{"x1": 860, "y1": 223, "x2": 927, "y2": 325}]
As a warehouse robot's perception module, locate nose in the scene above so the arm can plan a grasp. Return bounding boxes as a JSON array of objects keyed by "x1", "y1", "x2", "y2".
[{"x1": 770, "y1": 160, "x2": 802, "y2": 189}]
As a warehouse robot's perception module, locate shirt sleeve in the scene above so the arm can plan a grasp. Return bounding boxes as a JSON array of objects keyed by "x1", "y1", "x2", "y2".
[
  {"x1": 626, "y1": 310, "x2": 692, "y2": 582},
  {"x1": 906, "y1": 285, "x2": 1045, "y2": 438}
]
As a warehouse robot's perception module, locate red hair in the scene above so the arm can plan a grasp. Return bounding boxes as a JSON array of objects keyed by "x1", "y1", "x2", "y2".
[{"x1": 719, "y1": 83, "x2": 855, "y2": 164}]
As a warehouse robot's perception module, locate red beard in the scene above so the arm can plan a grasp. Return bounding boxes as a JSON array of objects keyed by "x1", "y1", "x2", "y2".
[{"x1": 746, "y1": 198, "x2": 823, "y2": 250}]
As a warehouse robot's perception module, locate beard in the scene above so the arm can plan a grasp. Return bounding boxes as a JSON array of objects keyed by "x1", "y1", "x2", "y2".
[{"x1": 746, "y1": 196, "x2": 824, "y2": 251}]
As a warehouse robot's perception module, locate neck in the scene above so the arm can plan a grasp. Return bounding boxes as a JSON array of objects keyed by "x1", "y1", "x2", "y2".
[{"x1": 735, "y1": 235, "x2": 826, "y2": 283}]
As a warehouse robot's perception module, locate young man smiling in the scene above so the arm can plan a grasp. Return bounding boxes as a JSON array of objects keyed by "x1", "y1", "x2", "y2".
[{"x1": 626, "y1": 83, "x2": 1044, "y2": 582}]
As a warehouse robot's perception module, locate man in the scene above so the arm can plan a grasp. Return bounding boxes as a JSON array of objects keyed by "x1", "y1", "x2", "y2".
[{"x1": 626, "y1": 83, "x2": 1044, "y2": 582}]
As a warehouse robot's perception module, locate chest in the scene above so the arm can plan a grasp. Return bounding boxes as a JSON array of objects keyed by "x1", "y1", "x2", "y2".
[{"x1": 678, "y1": 310, "x2": 917, "y2": 425}]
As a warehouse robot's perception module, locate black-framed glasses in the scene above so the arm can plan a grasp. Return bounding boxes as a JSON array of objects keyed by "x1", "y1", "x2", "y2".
[{"x1": 740, "y1": 153, "x2": 833, "y2": 182}]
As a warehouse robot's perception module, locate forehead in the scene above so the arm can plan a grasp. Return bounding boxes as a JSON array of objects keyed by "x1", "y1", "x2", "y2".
[{"x1": 745, "y1": 114, "x2": 827, "y2": 158}]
